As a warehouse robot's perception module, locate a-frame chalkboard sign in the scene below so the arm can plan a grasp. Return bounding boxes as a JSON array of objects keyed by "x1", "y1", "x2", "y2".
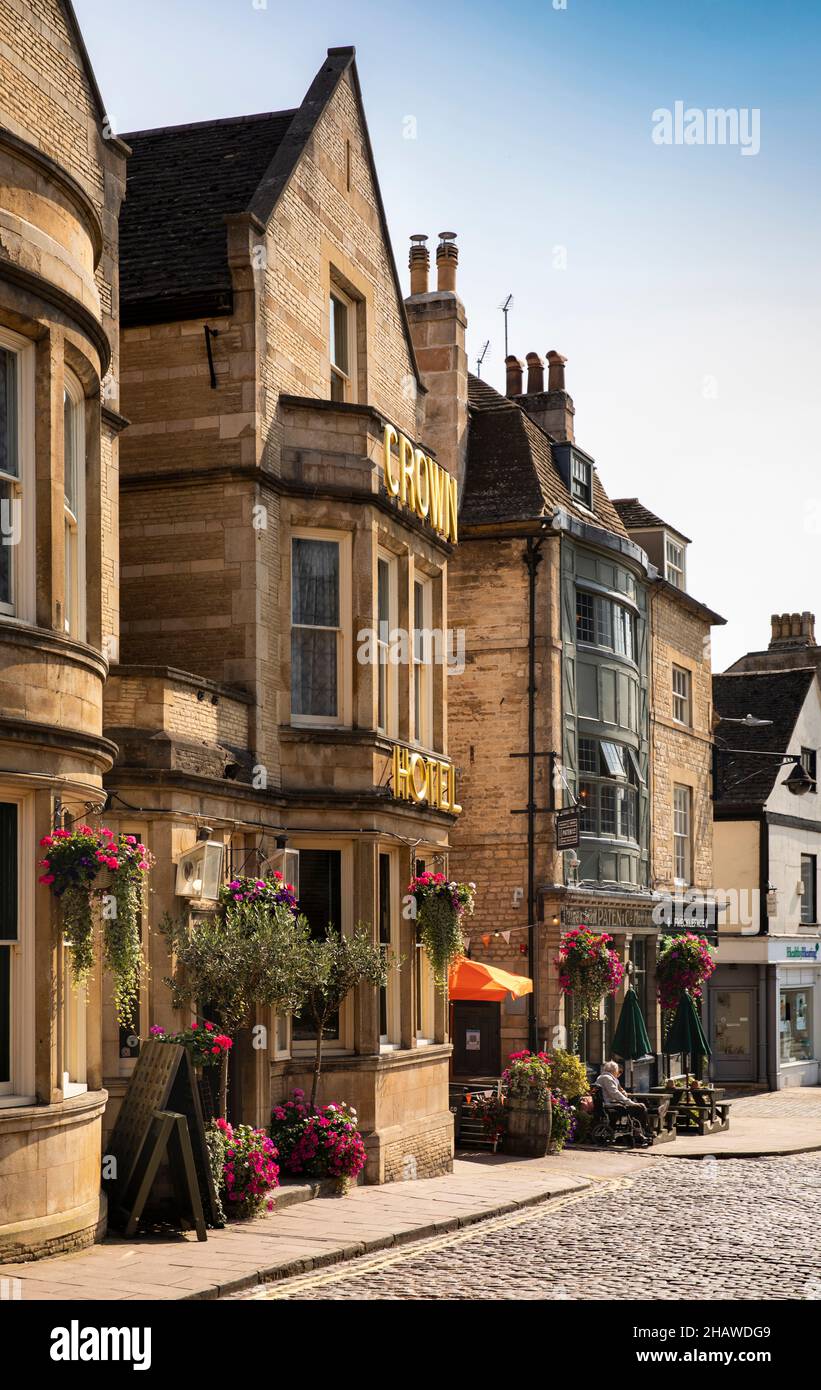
[{"x1": 105, "y1": 1040, "x2": 222, "y2": 1237}]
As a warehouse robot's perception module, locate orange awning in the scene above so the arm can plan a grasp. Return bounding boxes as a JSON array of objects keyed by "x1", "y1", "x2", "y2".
[{"x1": 448, "y1": 958, "x2": 534, "y2": 1001}]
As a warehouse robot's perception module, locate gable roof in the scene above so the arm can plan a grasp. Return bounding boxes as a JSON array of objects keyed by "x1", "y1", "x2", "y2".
[
  {"x1": 713, "y1": 667, "x2": 816, "y2": 807},
  {"x1": 119, "y1": 47, "x2": 422, "y2": 383},
  {"x1": 612, "y1": 497, "x2": 691, "y2": 543},
  {"x1": 461, "y1": 375, "x2": 629, "y2": 537},
  {"x1": 120, "y1": 110, "x2": 297, "y2": 323}
]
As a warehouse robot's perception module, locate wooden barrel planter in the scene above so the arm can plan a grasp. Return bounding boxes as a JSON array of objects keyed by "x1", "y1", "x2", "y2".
[{"x1": 505, "y1": 1096, "x2": 552, "y2": 1157}]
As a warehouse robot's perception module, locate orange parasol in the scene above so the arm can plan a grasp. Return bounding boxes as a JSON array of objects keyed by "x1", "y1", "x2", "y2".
[{"x1": 448, "y1": 958, "x2": 533, "y2": 1001}]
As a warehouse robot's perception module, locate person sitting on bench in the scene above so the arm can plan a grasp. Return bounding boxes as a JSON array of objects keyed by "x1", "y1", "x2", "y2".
[{"x1": 595, "y1": 1061, "x2": 649, "y2": 1132}]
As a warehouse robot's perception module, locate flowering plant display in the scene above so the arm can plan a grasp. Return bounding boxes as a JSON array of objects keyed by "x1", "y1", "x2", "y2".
[
  {"x1": 207, "y1": 1118, "x2": 279, "y2": 1218},
  {"x1": 464, "y1": 1091, "x2": 506, "y2": 1149},
  {"x1": 655, "y1": 933, "x2": 716, "y2": 1010},
  {"x1": 502, "y1": 1050, "x2": 553, "y2": 1105},
  {"x1": 550, "y1": 1093, "x2": 578, "y2": 1152},
  {"x1": 407, "y1": 870, "x2": 476, "y2": 992},
  {"x1": 558, "y1": 927, "x2": 624, "y2": 1043},
  {"x1": 547, "y1": 1048, "x2": 590, "y2": 1102},
  {"x1": 149, "y1": 1021, "x2": 233, "y2": 1068},
  {"x1": 270, "y1": 1090, "x2": 367, "y2": 1192},
  {"x1": 38, "y1": 825, "x2": 153, "y2": 1023},
  {"x1": 219, "y1": 873, "x2": 298, "y2": 916}
]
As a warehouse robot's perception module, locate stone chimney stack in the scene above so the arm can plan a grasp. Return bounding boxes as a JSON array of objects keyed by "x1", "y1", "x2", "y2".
[
  {"x1": 515, "y1": 347, "x2": 575, "y2": 443},
  {"x1": 505, "y1": 355, "x2": 524, "y2": 397},
  {"x1": 409, "y1": 234, "x2": 429, "y2": 296},
  {"x1": 769, "y1": 611, "x2": 817, "y2": 648},
  {"x1": 405, "y1": 231, "x2": 468, "y2": 492},
  {"x1": 526, "y1": 352, "x2": 544, "y2": 394}
]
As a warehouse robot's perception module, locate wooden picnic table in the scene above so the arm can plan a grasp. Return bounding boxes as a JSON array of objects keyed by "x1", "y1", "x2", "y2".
[
  {"x1": 648, "y1": 1083, "x2": 732, "y2": 1135},
  {"x1": 626, "y1": 1091, "x2": 676, "y2": 1143}
]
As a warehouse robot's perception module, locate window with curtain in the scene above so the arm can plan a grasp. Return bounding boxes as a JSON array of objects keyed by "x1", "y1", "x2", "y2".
[
  {"x1": 291, "y1": 537, "x2": 341, "y2": 719},
  {"x1": 63, "y1": 376, "x2": 85, "y2": 640},
  {"x1": 0, "y1": 347, "x2": 19, "y2": 616}
]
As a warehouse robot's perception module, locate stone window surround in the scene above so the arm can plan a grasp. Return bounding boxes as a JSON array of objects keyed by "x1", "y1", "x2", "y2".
[{"x1": 289, "y1": 525, "x2": 353, "y2": 729}]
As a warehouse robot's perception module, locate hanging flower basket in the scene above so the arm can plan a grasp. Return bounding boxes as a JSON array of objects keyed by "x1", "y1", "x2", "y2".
[
  {"x1": 558, "y1": 927, "x2": 624, "y2": 1045},
  {"x1": 407, "y1": 871, "x2": 475, "y2": 993},
  {"x1": 220, "y1": 873, "x2": 298, "y2": 916},
  {"x1": 38, "y1": 825, "x2": 153, "y2": 1025},
  {"x1": 656, "y1": 933, "x2": 716, "y2": 1011}
]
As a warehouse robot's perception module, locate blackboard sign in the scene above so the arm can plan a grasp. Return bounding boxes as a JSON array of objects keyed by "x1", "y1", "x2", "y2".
[
  {"x1": 556, "y1": 809, "x2": 581, "y2": 849},
  {"x1": 105, "y1": 1040, "x2": 221, "y2": 1234}
]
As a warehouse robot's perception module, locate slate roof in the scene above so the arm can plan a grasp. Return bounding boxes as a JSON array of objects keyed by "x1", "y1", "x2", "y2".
[
  {"x1": 120, "y1": 110, "x2": 296, "y2": 323},
  {"x1": 118, "y1": 46, "x2": 421, "y2": 380},
  {"x1": 461, "y1": 375, "x2": 629, "y2": 537},
  {"x1": 713, "y1": 667, "x2": 816, "y2": 806},
  {"x1": 612, "y1": 497, "x2": 691, "y2": 543}
]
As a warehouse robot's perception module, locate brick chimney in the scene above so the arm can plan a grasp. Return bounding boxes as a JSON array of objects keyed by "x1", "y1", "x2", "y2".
[
  {"x1": 516, "y1": 347, "x2": 575, "y2": 443},
  {"x1": 405, "y1": 231, "x2": 468, "y2": 491},
  {"x1": 526, "y1": 352, "x2": 544, "y2": 394},
  {"x1": 505, "y1": 355, "x2": 524, "y2": 397},
  {"x1": 769, "y1": 611, "x2": 817, "y2": 648}
]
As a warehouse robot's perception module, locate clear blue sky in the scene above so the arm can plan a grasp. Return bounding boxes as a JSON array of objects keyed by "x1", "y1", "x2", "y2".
[{"x1": 75, "y1": 0, "x2": 821, "y2": 671}]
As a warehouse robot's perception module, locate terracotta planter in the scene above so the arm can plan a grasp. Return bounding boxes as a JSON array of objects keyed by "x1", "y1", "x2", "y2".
[{"x1": 505, "y1": 1095, "x2": 552, "y2": 1157}]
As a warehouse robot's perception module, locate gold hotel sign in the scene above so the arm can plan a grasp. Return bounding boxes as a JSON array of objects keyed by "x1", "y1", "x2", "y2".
[
  {"x1": 382, "y1": 424, "x2": 458, "y2": 543},
  {"x1": 392, "y1": 745, "x2": 462, "y2": 815}
]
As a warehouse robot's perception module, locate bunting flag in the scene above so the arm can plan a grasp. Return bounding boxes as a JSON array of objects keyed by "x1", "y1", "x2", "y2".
[
  {"x1": 501, "y1": 931, "x2": 511, "y2": 944},
  {"x1": 481, "y1": 933, "x2": 491, "y2": 947}
]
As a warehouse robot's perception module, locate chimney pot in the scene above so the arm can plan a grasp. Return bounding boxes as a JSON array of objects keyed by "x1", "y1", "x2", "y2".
[
  {"x1": 505, "y1": 355, "x2": 524, "y2": 397},
  {"x1": 769, "y1": 611, "x2": 818, "y2": 647},
  {"x1": 436, "y1": 232, "x2": 458, "y2": 292},
  {"x1": 546, "y1": 349, "x2": 568, "y2": 393},
  {"x1": 408, "y1": 234, "x2": 429, "y2": 296},
  {"x1": 525, "y1": 352, "x2": 544, "y2": 394}
]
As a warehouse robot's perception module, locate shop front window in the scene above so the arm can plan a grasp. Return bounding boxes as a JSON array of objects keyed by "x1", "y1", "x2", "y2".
[
  {"x1": 0, "y1": 795, "x2": 34, "y2": 1105},
  {"x1": 780, "y1": 987, "x2": 813, "y2": 1063}
]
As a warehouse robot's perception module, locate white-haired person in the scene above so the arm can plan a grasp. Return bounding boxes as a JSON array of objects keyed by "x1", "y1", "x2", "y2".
[{"x1": 595, "y1": 1060, "x2": 649, "y2": 1133}]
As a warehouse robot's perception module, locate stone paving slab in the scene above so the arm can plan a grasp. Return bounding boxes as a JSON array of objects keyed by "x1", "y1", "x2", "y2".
[{"x1": 0, "y1": 1159, "x2": 593, "y2": 1301}]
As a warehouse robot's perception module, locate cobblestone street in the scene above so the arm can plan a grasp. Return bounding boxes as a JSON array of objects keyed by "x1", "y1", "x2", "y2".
[{"x1": 250, "y1": 1152, "x2": 821, "y2": 1301}]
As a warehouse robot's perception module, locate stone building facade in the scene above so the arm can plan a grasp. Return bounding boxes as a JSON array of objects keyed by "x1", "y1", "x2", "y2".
[
  {"x1": 447, "y1": 361, "x2": 723, "y2": 1082},
  {"x1": 108, "y1": 49, "x2": 460, "y2": 1182},
  {"x1": 0, "y1": 0, "x2": 127, "y2": 1258}
]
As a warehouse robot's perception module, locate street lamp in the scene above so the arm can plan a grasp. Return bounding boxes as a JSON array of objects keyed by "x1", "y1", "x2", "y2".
[{"x1": 713, "y1": 720, "x2": 815, "y2": 797}]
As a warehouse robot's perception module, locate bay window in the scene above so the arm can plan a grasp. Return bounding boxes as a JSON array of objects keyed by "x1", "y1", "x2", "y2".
[
  {"x1": 0, "y1": 795, "x2": 34, "y2": 1106},
  {"x1": 412, "y1": 574, "x2": 433, "y2": 746},
  {"x1": 378, "y1": 851, "x2": 400, "y2": 1048},
  {"x1": 576, "y1": 588, "x2": 636, "y2": 661},
  {"x1": 291, "y1": 845, "x2": 353, "y2": 1051},
  {"x1": 376, "y1": 551, "x2": 398, "y2": 736},
  {"x1": 291, "y1": 532, "x2": 350, "y2": 724},
  {"x1": 63, "y1": 373, "x2": 86, "y2": 640},
  {"x1": 578, "y1": 736, "x2": 640, "y2": 843},
  {"x1": 0, "y1": 329, "x2": 34, "y2": 622}
]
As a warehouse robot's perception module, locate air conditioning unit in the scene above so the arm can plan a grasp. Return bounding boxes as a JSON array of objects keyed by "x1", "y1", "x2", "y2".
[{"x1": 175, "y1": 841, "x2": 224, "y2": 901}]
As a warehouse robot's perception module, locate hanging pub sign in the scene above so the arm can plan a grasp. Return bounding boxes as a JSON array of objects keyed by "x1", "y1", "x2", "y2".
[
  {"x1": 391, "y1": 744, "x2": 462, "y2": 814},
  {"x1": 556, "y1": 808, "x2": 581, "y2": 849},
  {"x1": 382, "y1": 423, "x2": 458, "y2": 543}
]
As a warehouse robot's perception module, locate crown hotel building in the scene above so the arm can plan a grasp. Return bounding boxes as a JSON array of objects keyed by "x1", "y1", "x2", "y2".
[{"x1": 109, "y1": 48, "x2": 465, "y2": 1183}]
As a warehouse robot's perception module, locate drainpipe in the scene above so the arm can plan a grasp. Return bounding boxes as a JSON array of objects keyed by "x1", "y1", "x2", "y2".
[{"x1": 524, "y1": 535, "x2": 545, "y2": 1052}]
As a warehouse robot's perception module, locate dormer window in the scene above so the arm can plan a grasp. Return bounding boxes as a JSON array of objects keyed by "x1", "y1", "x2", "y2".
[
  {"x1": 571, "y1": 451, "x2": 592, "y2": 507},
  {"x1": 664, "y1": 534, "x2": 685, "y2": 589}
]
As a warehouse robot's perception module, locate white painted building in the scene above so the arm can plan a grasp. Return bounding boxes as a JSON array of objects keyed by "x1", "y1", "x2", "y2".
[{"x1": 711, "y1": 656, "x2": 821, "y2": 1088}]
